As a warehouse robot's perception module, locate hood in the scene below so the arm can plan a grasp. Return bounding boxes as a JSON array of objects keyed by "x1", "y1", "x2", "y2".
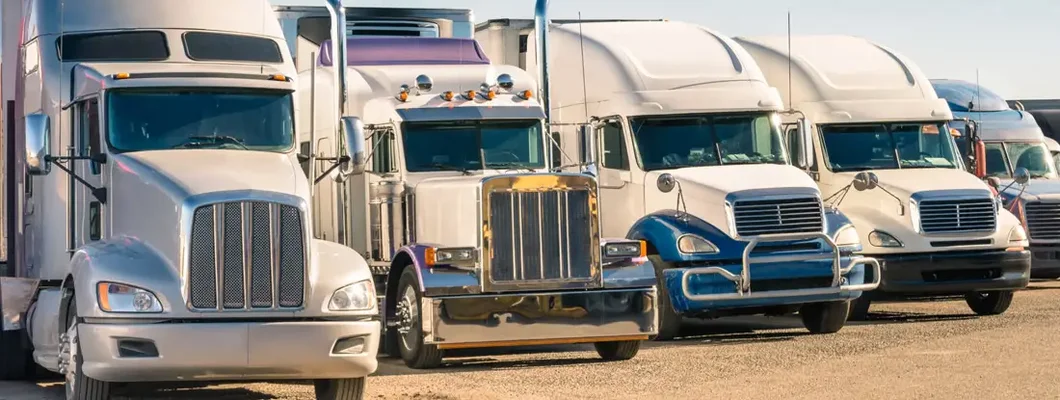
[
  {"x1": 112, "y1": 149, "x2": 304, "y2": 200},
  {"x1": 835, "y1": 168, "x2": 988, "y2": 199},
  {"x1": 999, "y1": 178, "x2": 1060, "y2": 202},
  {"x1": 643, "y1": 164, "x2": 821, "y2": 237}
]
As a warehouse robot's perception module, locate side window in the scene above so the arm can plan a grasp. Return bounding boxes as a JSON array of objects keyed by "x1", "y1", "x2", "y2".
[
  {"x1": 600, "y1": 120, "x2": 628, "y2": 170},
  {"x1": 550, "y1": 131, "x2": 563, "y2": 168},
  {"x1": 79, "y1": 99, "x2": 101, "y2": 175},
  {"x1": 370, "y1": 128, "x2": 396, "y2": 174}
]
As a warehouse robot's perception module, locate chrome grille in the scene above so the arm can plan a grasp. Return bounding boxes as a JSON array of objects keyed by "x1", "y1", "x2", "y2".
[
  {"x1": 187, "y1": 201, "x2": 306, "y2": 310},
  {"x1": 732, "y1": 197, "x2": 824, "y2": 237},
  {"x1": 917, "y1": 197, "x2": 996, "y2": 234},
  {"x1": 488, "y1": 189, "x2": 593, "y2": 283},
  {"x1": 1024, "y1": 201, "x2": 1060, "y2": 240}
]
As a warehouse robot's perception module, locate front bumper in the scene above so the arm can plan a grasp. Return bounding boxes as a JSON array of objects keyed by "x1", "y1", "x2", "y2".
[
  {"x1": 1029, "y1": 243, "x2": 1060, "y2": 278},
  {"x1": 872, "y1": 249, "x2": 1031, "y2": 295},
  {"x1": 79, "y1": 319, "x2": 380, "y2": 382},
  {"x1": 422, "y1": 287, "x2": 656, "y2": 349}
]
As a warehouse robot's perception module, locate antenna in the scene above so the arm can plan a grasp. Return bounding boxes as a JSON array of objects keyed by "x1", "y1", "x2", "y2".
[
  {"x1": 976, "y1": 68, "x2": 983, "y2": 125},
  {"x1": 787, "y1": 11, "x2": 792, "y2": 110},
  {"x1": 578, "y1": 12, "x2": 590, "y2": 123}
]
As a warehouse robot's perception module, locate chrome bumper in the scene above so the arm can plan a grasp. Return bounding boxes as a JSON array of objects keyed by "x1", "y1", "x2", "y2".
[
  {"x1": 680, "y1": 233, "x2": 882, "y2": 301},
  {"x1": 422, "y1": 287, "x2": 656, "y2": 349},
  {"x1": 78, "y1": 320, "x2": 379, "y2": 382}
]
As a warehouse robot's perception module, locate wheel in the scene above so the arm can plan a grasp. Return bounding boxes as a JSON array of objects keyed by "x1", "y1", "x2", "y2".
[
  {"x1": 647, "y1": 255, "x2": 683, "y2": 341},
  {"x1": 594, "y1": 340, "x2": 641, "y2": 361},
  {"x1": 61, "y1": 295, "x2": 112, "y2": 399},
  {"x1": 800, "y1": 301, "x2": 850, "y2": 334},
  {"x1": 314, "y1": 378, "x2": 366, "y2": 400},
  {"x1": 394, "y1": 268, "x2": 443, "y2": 369},
  {"x1": 965, "y1": 290, "x2": 1014, "y2": 315},
  {"x1": 846, "y1": 296, "x2": 872, "y2": 321}
]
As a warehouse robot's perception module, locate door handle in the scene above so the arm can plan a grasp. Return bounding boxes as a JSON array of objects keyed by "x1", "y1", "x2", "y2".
[{"x1": 599, "y1": 181, "x2": 627, "y2": 189}]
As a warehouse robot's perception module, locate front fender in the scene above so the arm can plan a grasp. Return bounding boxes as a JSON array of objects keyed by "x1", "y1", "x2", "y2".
[
  {"x1": 626, "y1": 211, "x2": 745, "y2": 263},
  {"x1": 311, "y1": 239, "x2": 375, "y2": 316},
  {"x1": 70, "y1": 236, "x2": 180, "y2": 319},
  {"x1": 389, "y1": 244, "x2": 481, "y2": 297}
]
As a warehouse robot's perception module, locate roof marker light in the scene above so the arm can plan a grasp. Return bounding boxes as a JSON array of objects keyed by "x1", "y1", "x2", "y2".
[
  {"x1": 113, "y1": 72, "x2": 130, "y2": 80},
  {"x1": 398, "y1": 84, "x2": 410, "y2": 102},
  {"x1": 269, "y1": 74, "x2": 289, "y2": 81},
  {"x1": 465, "y1": 90, "x2": 476, "y2": 100},
  {"x1": 442, "y1": 91, "x2": 455, "y2": 101},
  {"x1": 519, "y1": 90, "x2": 533, "y2": 100},
  {"x1": 486, "y1": 90, "x2": 496, "y2": 100}
]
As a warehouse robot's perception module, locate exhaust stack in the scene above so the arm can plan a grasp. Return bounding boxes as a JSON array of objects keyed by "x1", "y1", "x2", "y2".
[
  {"x1": 534, "y1": 0, "x2": 551, "y2": 125},
  {"x1": 325, "y1": 0, "x2": 348, "y2": 114}
]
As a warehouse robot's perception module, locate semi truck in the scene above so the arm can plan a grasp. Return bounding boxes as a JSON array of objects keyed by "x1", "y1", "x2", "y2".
[
  {"x1": 475, "y1": 18, "x2": 882, "y2": 340},
  {"x1": 932, "y1": 79, "x2": 1060, "y2": 279},
  {"x1": 733, "y1": 35, "x2": 1032, "y2": 320},
  {"x1": 275, "y1": 0, "x2": 658, "y2": 368},
  {"x1": 0, "y1": 0, "x2": 380, "y2": 399}
]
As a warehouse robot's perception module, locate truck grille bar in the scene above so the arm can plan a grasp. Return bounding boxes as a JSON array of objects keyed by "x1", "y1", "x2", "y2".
[
  {"x1": 917, "y1": 197, "x2": 997, "y2": 234},
  {"x1": 732, "y1": 197, "x2": 825, "y2": 237},
  {"x1": 188, "y1": 201, "x2": 306, "y2": 310},
  {"x1": 488, "y1": 189, "x2": 594, "y2": 283},
  {"x1": 1024, "y1": 201, "x2": 1060, "y2": 240}
]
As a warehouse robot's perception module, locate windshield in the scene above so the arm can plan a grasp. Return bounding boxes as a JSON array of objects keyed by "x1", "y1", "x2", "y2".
[
  {"x1": 402, "y1": 119, "x2": 545, "y2": 172},
  {"x1": 820, "y1": 122, "x2": 960, "y2": 172},
  {"x1": 628, "y1": 113, "x2": 787, "y2": 171},
  {"x1": 106, "y1": 90, "x2": 294, "y2": 152},
  {"x1": 984, "y1": 141, "x2": 1057, "y2": 179}
]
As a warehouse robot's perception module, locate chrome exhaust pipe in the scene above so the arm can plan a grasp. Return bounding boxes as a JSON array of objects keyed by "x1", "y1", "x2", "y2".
[
  {"x1": 324, "y1": 0, "x2": 349, "y2": 244},
  {"x1": 534, "y1": 0, "x2": 551, "y2": 125}
]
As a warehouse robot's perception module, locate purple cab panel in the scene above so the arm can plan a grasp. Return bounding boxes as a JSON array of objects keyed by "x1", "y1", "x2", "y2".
[{"x1": 318, "y1": 37, "x2": 491, "y2": 67}]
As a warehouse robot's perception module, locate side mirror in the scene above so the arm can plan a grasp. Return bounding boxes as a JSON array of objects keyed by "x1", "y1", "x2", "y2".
[
  {"x1": 794, "y1": 117, "x2": 814, "y2": 169},
  {"x1": 25, "y1": 113, "x2": 52, "y2": 175},
  {"x1": 340, "y1": 116, "x2": 366, "y2": 175},
  {"x1": 656, "y1": 173, "x2": 676, "y2": 193},
  {"x1": 852, "y1": 171, "x2": 879, "y2": 191},
  {"x1": 579, "y1": 124, "x2": 597, "y2": 165},
  {"x1": 1013, "y1": 167, "x2": 1031, "y2": 185},
  {"x1": 972, "y1": 139, "x2": 987, "y2": 178}
]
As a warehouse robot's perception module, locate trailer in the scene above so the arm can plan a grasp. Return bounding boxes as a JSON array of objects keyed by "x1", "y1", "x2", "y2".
[
  {"x1": 475, "y1": 18, "x2": 882, "y2": 340},
  {"x1": 275, "y1": 0, "x2": 658, "y2": 368},
  {"x1": 0, "y1": 0, "x2": 379, "y2": 398},
  {"x1": 734, "y1": 35, "x2": 1031, "y2": 319},
  {"x1": 933, "y1": 79, "x2": 1060, "y2": 279}
]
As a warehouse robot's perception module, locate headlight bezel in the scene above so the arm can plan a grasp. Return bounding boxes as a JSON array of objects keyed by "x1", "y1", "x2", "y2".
[
  {"x1": 603, "y1": 240, "x2": 646, "y2": 259},
  {"x1": 868, "y1": 230, "x2": 904, "y2": 248},
  {"x1": 96, "y1": 282, "x2": 163, "y2": 313},
  {"x1": 425, "y1": 247, "x2": 477, "y2": 268},
  {"x1": 833, "y1": 225, "x2": 861, "y2": 247},
  {"x1": 677, "y1": 234, "x2": 719, "y2": 254},
  {"x1": 328, "y1": 279, "x2": 377, "y2": 312}
]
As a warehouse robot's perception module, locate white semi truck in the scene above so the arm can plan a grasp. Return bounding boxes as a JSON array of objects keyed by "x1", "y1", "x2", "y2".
[
  {"x1": 275, "y1": 1, "x2": 659, "y2": 368},
  {"x1": 0, "y1": 0, "x2": 379, "y2": 399},
  {"x1": 475, "y1": 19, "x2": 881, "y2": 340},
  {"x1": 733, "y1": 35, "x2": 1032, "y2": 319}
]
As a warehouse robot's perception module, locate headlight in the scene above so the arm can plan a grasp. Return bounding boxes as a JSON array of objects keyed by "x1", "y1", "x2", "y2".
[
  {"x1": 833, "y1": 226, "x2": 861, "y2": 247},
  {"x1": 677, "y1": 234, "x2": 719, "y2": 254},
  {"x1": 868, "y1": 230, "x2": 903, "y2": 248},
  {"x1": 425, "y1": 247, "x2": 476, "y2": 266},
  {"x1": 96, "y1": 282, "x2": 162, "y2": 313},
  {"x1": 603, "y1": 241, "x2": 646, "y2": 258},
  {"x1": 1009, "y1": 225, "x2": 1028, "y2": 243},
  {"x1": 329, "y1": 280, "x2": 376, "y2": 311}
]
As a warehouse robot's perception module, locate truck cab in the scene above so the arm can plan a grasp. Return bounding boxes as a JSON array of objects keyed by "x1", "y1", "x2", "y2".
[
  {"x1": 275, "y1": 1, "x2": 658, "y2": 369},
  {"x1": 0, "y1": 1, "x2": 379, "y2": 398},
  {"x1": 476, "y1": 19, "x2": 881, "y2": 340},
  {"x1": 735, "y1": 35, "x2": 1032, "y2": 320},
  {"x1": 933, "y1": 79, "x2": 1060, "y2": 279}
]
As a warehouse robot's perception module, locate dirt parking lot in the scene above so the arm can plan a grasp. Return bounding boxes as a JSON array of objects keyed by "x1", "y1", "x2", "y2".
[{"x1": 4, "y1": 280, "x2": 1060, "y2": 400}]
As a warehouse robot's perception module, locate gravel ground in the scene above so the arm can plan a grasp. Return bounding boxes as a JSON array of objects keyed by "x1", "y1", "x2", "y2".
[{"x1": 4, "y1": 280, "x2": 1059, "y2": 399}]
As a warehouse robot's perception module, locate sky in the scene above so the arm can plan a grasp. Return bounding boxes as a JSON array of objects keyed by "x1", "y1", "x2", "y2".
[{"x1": 5, "y1": 0, "x2": 1060, "y2": 99}]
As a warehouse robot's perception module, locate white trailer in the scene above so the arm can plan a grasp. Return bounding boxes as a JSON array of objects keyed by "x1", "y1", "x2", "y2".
[
  {"x1": 276, "y1": 1, "x2": 659, "y2": 368},
  {"x1": 733, "y1": 35, "x2": 1032, "y2": 319},
  {"x1": 0, "y1": 1, "x2": 379, "y2": 398},
  {"x1": 475, "y1": 19, "x2": 881, "y2": 340}
]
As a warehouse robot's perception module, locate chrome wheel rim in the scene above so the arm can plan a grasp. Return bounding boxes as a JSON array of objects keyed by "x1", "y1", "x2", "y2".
[
  {"x1": 397, "y1": 285, "x2": 418, "y2": 351},
  {"x1": 61, "y1": 321, "x2": 78, "y2": 399}
]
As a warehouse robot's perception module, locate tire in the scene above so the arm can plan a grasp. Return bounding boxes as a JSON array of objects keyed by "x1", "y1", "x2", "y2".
[
  {"x1": 62, "y1": 296, "x2": 112, "y2": 399},
  {"x1": 594, "y1": 340, "x2": 641, "y2": 361},
  {"x1": 314, "y1": 378, "x2": 366, "y2": 400},
  {"x1": 394, "y1": 267, "x2": 443, "y2": 369},
  {"x1": 965, "y1": 290, "x2": 1014, "y2": 316},
  {"x1": 647, "y1": 255, "x2": 683, "y2": 341},
  {"x1": 846, "y1": 296, "x2": 872, "y2": 321},
  {"x1": 0, "y1": 312, "x2": 34, "y2": 381},
  {"x1": 800, "y1": 301, "x2": 850, "y2": 334}
]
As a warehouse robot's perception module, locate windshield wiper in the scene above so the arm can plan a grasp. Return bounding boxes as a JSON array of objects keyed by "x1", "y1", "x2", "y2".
[
  {"x1": 485, "y1": 162, "x2": 536, "y2": 172},
  {"x1": 177, "y1": 135, "x2": 249, "y2": 150},
  {"x1": 428, "y1": 163, "x2": 473, "y2": 175}
]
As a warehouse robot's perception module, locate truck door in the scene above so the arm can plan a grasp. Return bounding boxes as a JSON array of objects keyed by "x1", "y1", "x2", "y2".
[
  {"x1": 595, "y1": 117, "x2": 642, "y2": 238},
  {"x1": 71, "y1": 97, "x2": 106, "y2": 248}
]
